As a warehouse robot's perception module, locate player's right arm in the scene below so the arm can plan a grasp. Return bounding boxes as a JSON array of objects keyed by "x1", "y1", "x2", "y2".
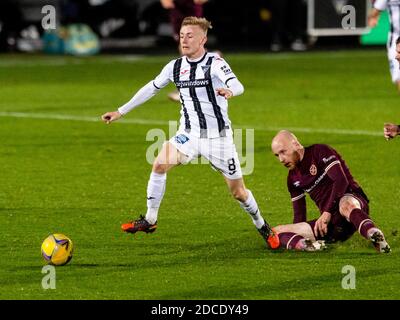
[
  {"x1": 368, "y1": 0, "x2": 387, "y2": 27},
  {"x1": 288, "y1": 177, "x2": 307, "y2": 223},
  {"x1": 101, "y1": 61, "x2": 173, "y2": 124}
]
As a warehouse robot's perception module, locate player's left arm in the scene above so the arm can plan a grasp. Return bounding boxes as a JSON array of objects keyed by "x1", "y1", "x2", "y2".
[
  {"x1": 324, "y1": 162, "x2": 349, "y2": 213},
  {"x1": 102, "y1": 61, "x2": 173, "y2": 124},
  {"x1": 314, "y1": 146, "x2": 349, "y2": 237},
  {"x1": 213, "y1": 58, "x2": 244, "y2": 99}
]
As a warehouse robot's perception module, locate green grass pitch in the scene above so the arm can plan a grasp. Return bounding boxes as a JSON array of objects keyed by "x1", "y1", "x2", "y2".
[{"x1": 0, "y1": 50, "x2": 399, "y2": 299}]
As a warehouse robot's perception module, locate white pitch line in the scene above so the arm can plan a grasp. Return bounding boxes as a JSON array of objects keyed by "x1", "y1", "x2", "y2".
[
  {"x1": 239, "y1": 124, "x2": 382, "y2": 137},
  {"x1": 0, "y1": 111, "x2": 167, "y2": 126},
  {"x1": 0, "y1": 111, "x2": 382, "y2": 136}
]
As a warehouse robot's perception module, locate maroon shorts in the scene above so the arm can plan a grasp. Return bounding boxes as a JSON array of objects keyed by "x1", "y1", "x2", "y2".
[{"x1": 307, "y1": 192, "x2": 369, "y2": 243}]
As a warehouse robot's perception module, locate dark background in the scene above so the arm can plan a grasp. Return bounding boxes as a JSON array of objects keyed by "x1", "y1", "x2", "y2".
[{"x1": 0, "y1": 0, "x2": 373, "y2": 53}]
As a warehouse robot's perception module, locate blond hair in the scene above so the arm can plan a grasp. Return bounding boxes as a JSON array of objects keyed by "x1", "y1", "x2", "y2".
[{"x1": 181, "y1": 16, "x2": 212, "y2": 34}]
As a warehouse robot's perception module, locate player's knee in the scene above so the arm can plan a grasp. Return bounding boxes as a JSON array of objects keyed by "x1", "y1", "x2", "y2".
[
  {"x1": 339, "y1": 196, "x2": 360, "y2": 217},
  {"x1": 232, "y1": 187, "x2": 247, "y2": 202},
  {"x1": 152, "y1": 161, "x2": 168, "y2": 174},
  {"x1": 274, "y1": 225, "x2": 284, "y2": 233}
]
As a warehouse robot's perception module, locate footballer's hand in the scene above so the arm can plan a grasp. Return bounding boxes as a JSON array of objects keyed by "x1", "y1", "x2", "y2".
[
  {"x1": 101, "y1": 111, "x2": 122, "y2": 124},
  {"x1": 384, "y1": 123, "x2": 400, "y2": 140},
  {"x1": 314, "y1": 211, "x2": 331, "y2": 238},
  {"x1": 160, "y1": 0, "x2": 175, "y2": 9},
  {"x1": 216, "y1": 88, "x2": 233, "y2": 99}
]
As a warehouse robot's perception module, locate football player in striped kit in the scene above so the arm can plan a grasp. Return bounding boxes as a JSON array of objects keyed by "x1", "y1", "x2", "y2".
[
  {"x1": 369, "y1": 0, "x2": 400, "y2": 92},
  {"x1": 102, "y1": 17, "x2": 277, "y2": 248},
  {"x1": 383, "y1": 37, "x2": 400, "y2": 139}
]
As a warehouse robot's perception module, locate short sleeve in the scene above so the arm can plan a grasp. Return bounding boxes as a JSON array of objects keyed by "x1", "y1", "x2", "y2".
[
  {"x1": 153, "y1": 60, "x2": 174, "y2": 89},
  {"x1": 212, "y1": 57, "x2": 238, "y2": 85}
]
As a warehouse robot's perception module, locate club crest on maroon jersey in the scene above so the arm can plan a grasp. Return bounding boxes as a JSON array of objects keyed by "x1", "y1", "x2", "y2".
[{"x1": 310, "y1": 164, "x2": 317, "y2": 176}]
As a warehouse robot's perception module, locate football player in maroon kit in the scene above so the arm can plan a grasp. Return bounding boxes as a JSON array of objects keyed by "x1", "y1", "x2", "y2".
[{"x1": 269, "y1": 130, "x2": 391, "y2": 253}]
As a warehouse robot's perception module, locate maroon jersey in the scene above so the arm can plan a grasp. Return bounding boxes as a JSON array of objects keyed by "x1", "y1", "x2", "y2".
[
  {"x1": 169, "y1": 0, "x2": 204, "y2": 37},
  {"x1": 287, "y1": 144, "x2": 366, "y2": 223}
]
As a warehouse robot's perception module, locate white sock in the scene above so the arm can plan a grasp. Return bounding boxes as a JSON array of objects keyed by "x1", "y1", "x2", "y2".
[
  {"x1": 239, "y1": 189, "x2": 265, "y2": 229},
  {"x1": 145, "y1": 172, "x2": 167, "y2": 224}
]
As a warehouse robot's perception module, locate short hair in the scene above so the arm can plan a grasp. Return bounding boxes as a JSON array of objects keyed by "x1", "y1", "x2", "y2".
[
  {"x1": 397, "y1": 37, "x2": 400, "y2": 45},
  {"x1": 181, "y1": 16, "x2": 212, "y2": 34}
]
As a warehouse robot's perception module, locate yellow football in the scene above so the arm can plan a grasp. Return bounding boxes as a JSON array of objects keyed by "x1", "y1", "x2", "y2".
[{"x1": 41, "y1": 234, "x2": 73, "y2": 266}]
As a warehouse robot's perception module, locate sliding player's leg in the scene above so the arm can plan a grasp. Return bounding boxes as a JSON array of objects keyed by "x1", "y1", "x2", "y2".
[
  {"x1": 274, "y1": 222, "x2": 326, "y2": 251},
  {"x1": 224, "y1": 176, "x2": 280, "y2": 248}
]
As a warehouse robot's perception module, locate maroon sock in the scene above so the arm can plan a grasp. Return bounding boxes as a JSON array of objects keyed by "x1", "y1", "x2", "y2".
[
  {"x1": 349, "y1": 208, "x2": 376, "y2": 239},
  {"x1": 278, "y1": 232, "x2": 304, "y2": 250}
]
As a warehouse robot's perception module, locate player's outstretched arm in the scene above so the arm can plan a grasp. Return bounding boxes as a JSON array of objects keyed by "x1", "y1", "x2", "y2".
[
  {"x1": 384, "y1": 123, "x2": 400, "y2": 140},
  {"x1": 314, "y1": 160, "x2": 349, "y2": 237},
  {"x1": 100, "y1": 79, "x2": 165, "y2": 125},
  {"x1": 101, "y1": 61, "x2": 172, "y2": 125}
]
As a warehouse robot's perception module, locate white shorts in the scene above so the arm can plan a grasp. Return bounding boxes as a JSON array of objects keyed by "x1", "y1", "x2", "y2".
[
  {"x1": 169, "y1": 131, "x2": 243, "y2": 180},
  {"x1": 387, "y1": 39, "x2": 400, "y2": 83}
]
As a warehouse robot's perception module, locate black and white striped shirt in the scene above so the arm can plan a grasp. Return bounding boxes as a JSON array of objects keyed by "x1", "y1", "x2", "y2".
[
  {"x1": 118, "y1": 52, "x2": 244, "y2": 138},
  {"x1": 375, "y1": 0, "x2": 400, "y2": 46}
]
